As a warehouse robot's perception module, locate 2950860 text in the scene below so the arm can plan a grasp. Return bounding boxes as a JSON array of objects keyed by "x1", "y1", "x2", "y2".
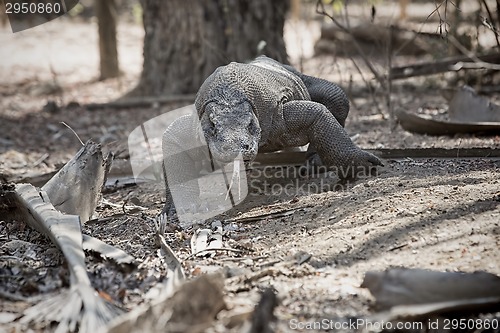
[{"x1": 5, "y1": 2, "x2": 61, "y2": 15}]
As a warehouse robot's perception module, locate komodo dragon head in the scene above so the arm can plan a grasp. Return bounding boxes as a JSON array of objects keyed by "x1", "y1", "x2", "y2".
[{"x1": 198, "y1": 89, "x2": 261, "y2": 164}]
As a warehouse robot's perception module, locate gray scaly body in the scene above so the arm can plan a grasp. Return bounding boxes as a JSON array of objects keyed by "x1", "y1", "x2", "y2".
[{"x1": 161, "y1": 56, "x2": 382, "y2": 219}]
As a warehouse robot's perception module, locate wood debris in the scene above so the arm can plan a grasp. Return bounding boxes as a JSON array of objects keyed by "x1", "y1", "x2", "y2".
[
  {"x1": 249, "y1": 288, "x2": 278, "y2": 333},
  {"x1": 190, "y1": 221, "x2": 224, "y2": 257},
  {"x1": 0, "y1": 141, "x2": 129, "y2": 332},
  {"x1": 107, "y1": 273, "x2": 225, "y2": 333},
  {"x1": 398, "y1": 85, "x2": 500, "y2": 135},
  {"x1": 82, "y1": 234, "x2": 136, "y2": 266},
  {"x1": 361, "y1": 267, "x2": 500, "y2": 320},
  {"x1": 41, "y1": 140, "x2": 112, "y2": 223},
  {"x1": 3, "y1": 183, "x2": 123, "y2": 333}
]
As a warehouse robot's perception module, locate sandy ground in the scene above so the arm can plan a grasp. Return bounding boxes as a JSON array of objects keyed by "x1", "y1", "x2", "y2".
[{"x1": 0, "y1": 6, "x2": 499, "y2": 333}]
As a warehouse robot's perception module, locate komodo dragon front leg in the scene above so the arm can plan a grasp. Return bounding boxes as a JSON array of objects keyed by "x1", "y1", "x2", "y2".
[
  {"x1": 161, "y1": 114, "x2": 204, "y2": 222},
  {"x1": 280, "y1": 100, "x2": 381, "y2": 178},
  {"x1": 284, "y1": 65, "x2": 349, "y2": 127},
  {"x1": 283, "y1": 66, "x2": 351, "y2": 168}
]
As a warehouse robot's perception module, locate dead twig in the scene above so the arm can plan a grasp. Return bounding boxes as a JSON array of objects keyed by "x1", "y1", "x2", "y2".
[
  {"x1": 429, "y1": 0, "x2": 460, "y2": 37},
  {"x1": 479, "y1": 0, "x2": 500, "y2": 48},
  {"x1": 348, "y1": 56, "x2": 384, "y2": 115},
  {"x1": 315, "y1": 0, "x2": 385, "y2": 87},
  {"x1": 219, "y1": 255, "x2": 268, "y2": 262},
  {"x1": 315, "y1": 0, "x2": 394, "y2": 124},
  {"x1": 226, "y1": 209, "x2": 296, "y2": 223},
  {"x1": 60, "y1": 121, "x2": 84, "y2": 146},
  {"x1": 387, "y1": 25, "x2": 394, "y2": 130},
  {"x1": 32, "y1": 153, "x2": 49, "y2": 167},
  {"x1": 388, "y1": 243, "x2": 408, "y2": 251}
]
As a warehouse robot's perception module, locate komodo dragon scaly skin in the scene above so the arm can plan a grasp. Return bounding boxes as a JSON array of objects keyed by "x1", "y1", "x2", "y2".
[{"x1": 161, "y1": 56, "x2": 382, "y2": 220}]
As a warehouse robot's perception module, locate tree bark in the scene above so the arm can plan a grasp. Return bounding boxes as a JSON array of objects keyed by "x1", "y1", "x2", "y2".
[
  {"x1": 96, "y1": 0, "x2": 120, "y2": 80},
  {"x1": 130, "y1": 0, "x2": 289, "y2": 96}
]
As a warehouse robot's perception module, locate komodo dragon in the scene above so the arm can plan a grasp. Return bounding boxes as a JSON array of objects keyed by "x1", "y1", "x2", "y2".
[{"x1": 161, "y1": 56, "x2": 382, "y2": 220}]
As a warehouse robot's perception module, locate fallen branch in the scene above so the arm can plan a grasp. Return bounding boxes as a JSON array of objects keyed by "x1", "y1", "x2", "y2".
[
  {"x1": 389, "y1": 53, "x2": 500, "y2": 80},
  {"x1": 226, "y1": 209, "x2": 297, "y2": 223},
  {"x1": 254, "y1": 147, "x2": 500, "y2": 166}
]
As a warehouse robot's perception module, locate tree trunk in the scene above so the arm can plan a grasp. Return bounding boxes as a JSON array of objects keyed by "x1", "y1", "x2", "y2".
[
  {"x1": 130, "y1": 0, "x2": 289, "y2": 96},
  {"x1": 96, "y1": 0, "x2": 120, "y2": 80}
]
